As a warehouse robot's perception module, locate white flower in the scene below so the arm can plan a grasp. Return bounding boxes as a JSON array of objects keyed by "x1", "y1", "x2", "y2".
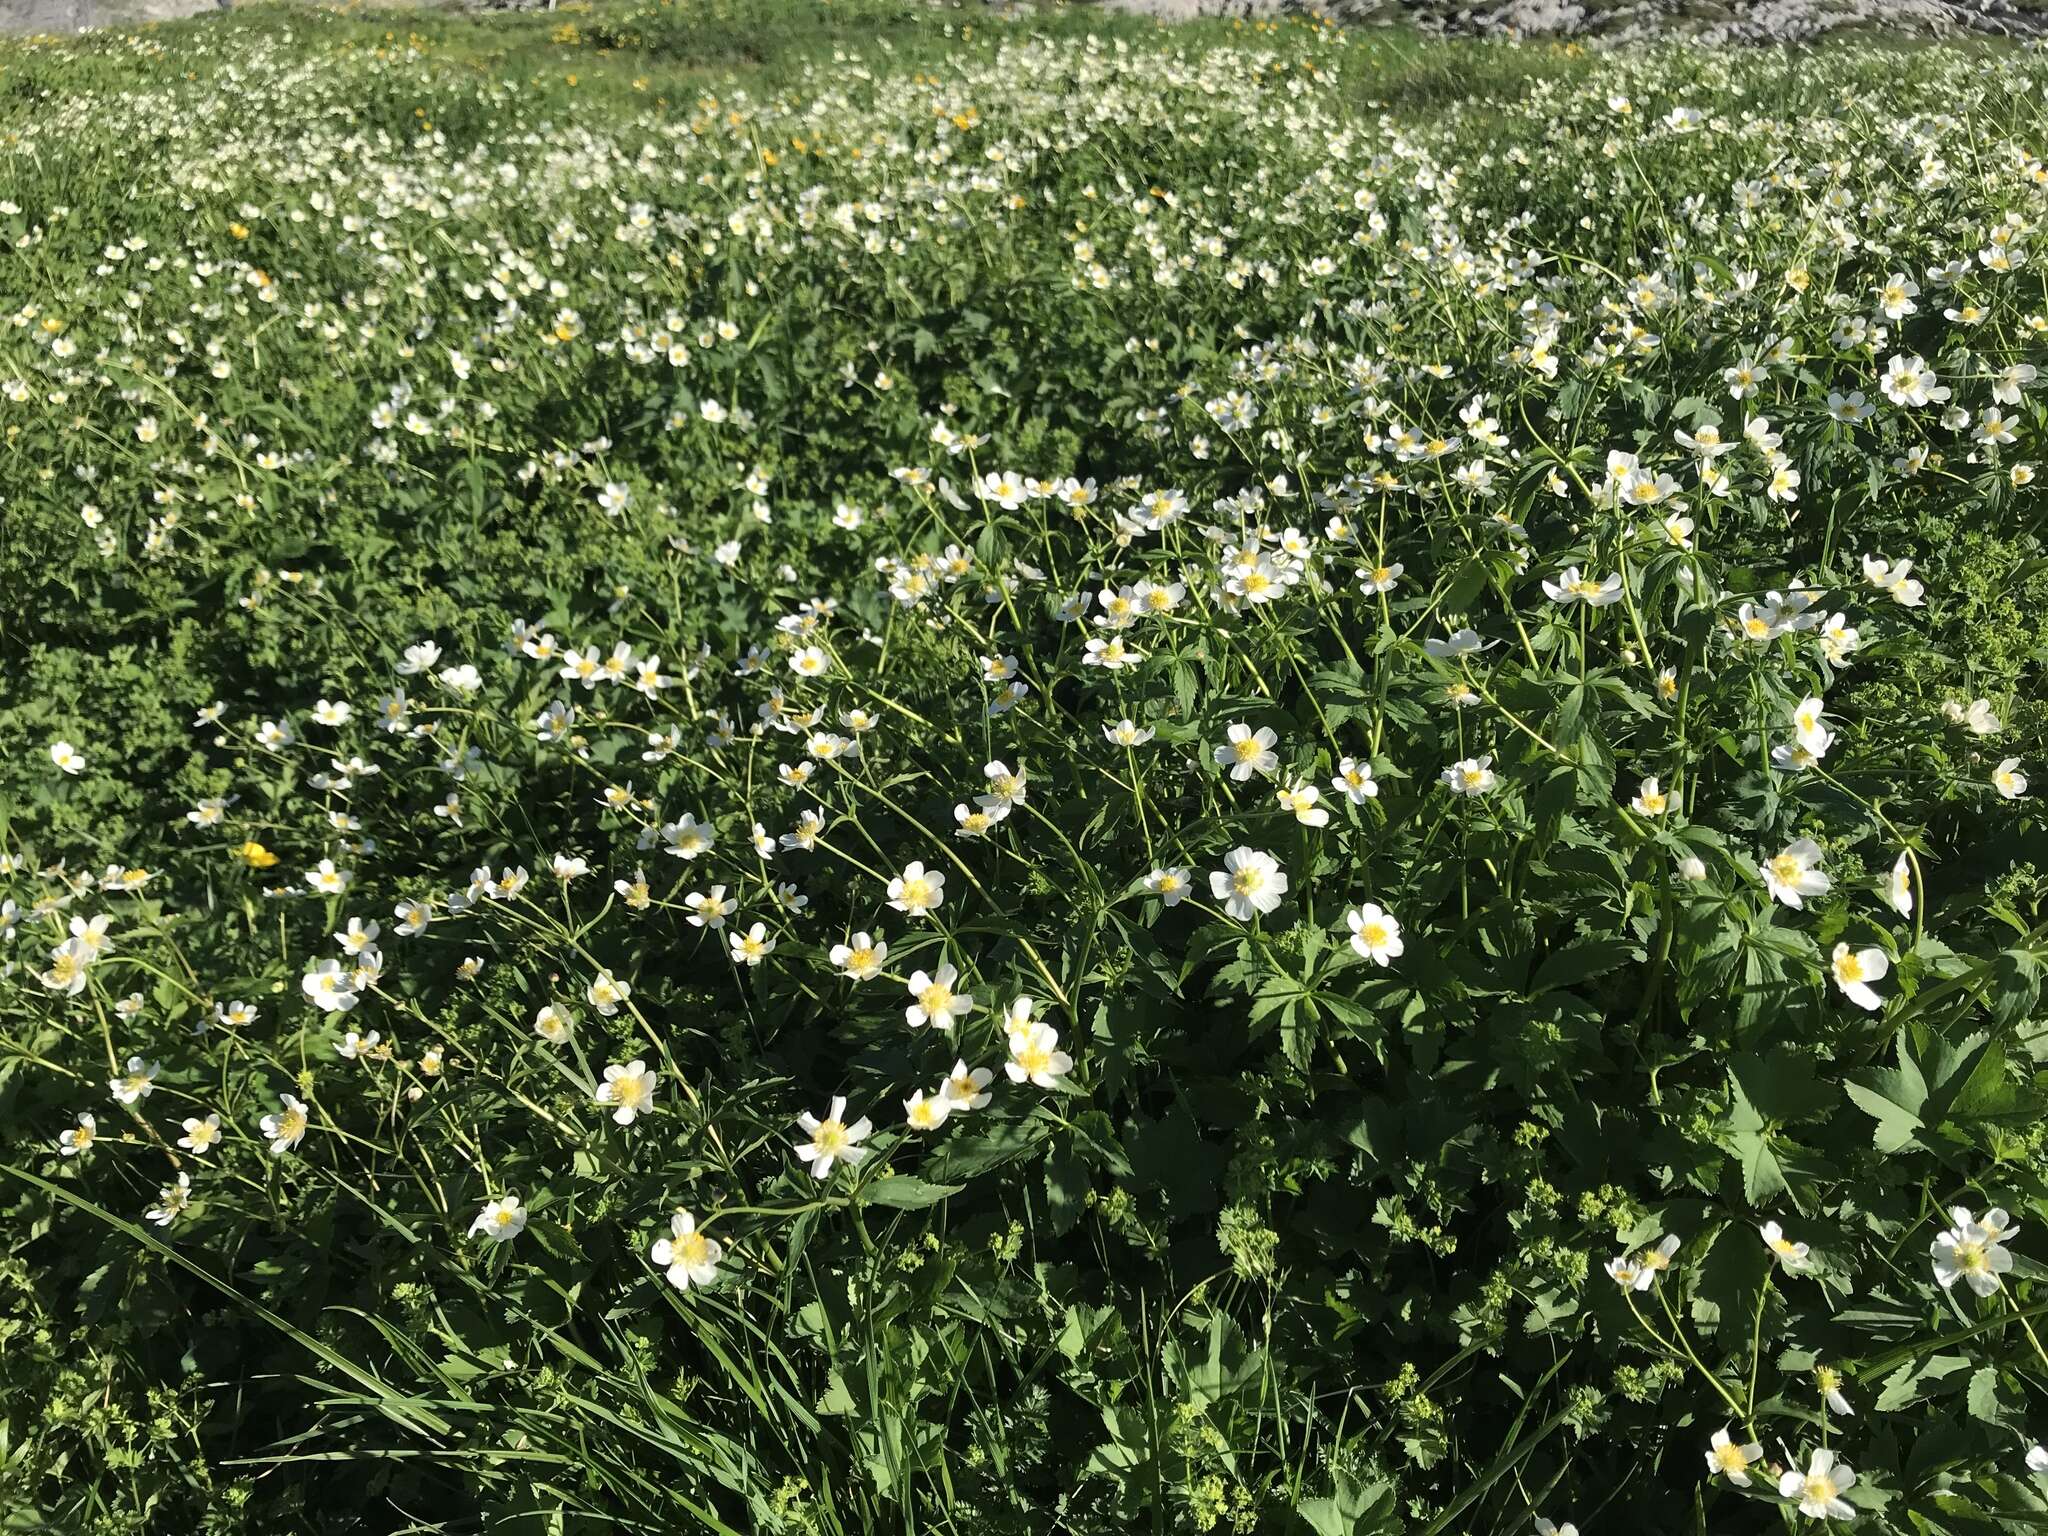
[
  {"x1": 1759, "y1": 1220, "x2": 1811, "y2": 1273},
  {"x1": 729, "y1": 922, "x2": 776, "y2": 966},
  {"x1": 303, "y1": 859, "x2": 353, "y2": 896},
  {"x1": 903, "y1": 1088, "x2": 952, "y2": 1131},
  {"x1": 2027, "y1": 1445, "x2": 2048, "y2": 1475},
  {"x1": 1345, "y1": 904, "x2": 1403, "y2": 966},
  {"x1": 1144, "y1": 867, "x2": 1192, "y2": 906},
  {"x1": 684, "y1": 886, "x2": 732, "y2": 930},
  {"x1": 1862, "y1": 553, "x2": 1926, "y2": 607},
  {"x1": 49, "y1": 739, "x2": 86, "y2": 775},
  {"x1": 886, "y1": 861, "x2": 946, "y2": 918},
  {"x1": 651, "y1": 1209, "x2": 723, "y2": 1289},
  {"x1": 1215, "y1": 722, "x2": 1280, "y2": 781},
  {"x1": 336, "y1": 1028, "x2": 383, "y2": 1062},
  {"x1": 1887, "y1": 852, "x2": 1914, "y2": 917},
  {"x1": 1441, "y1": 756, "x2": 1498, "y2": 797},
  {"x1": 1630, "y1": 777, "x2": 1670, "y2": 816},
  {"x1": 829, "y1": 931, "x2": 887, "y2": 981},
  {"x1": 1761, "y1": 838, "x2": 1830, "y2": 908},
  {"x1": 662, "y1": 812, "x2": 715, "y2": 859},
  {"x1": 468, "y1": 1195, "x2": 528, "y2": 1243},
  {"x1": 1604, "y1": 1233, "x2": 1679, "y2": 1291},
  {"x1": 1423, "y1": 627, "x2": 1492, "y2": 659},
  {"x1": 905, "y1": 964, "x2": 977, "y2": 1031},
  {"x1": 1541, "y1": 566, "x2": 1623, "y2": 606},
  {"x1": 940, "y1": 1059, "x2": 995, "y2": 1113},
  {"x1": 534, "y1": 1004, "x2": 575, "y2": 1043},
  {"x1": 1947, "y1": 697, "x2": 2003, "y2": 736},
  {"x1": 981, "y1": 760, "x2": 1028, "y2": 808},
  {"x1": 1706, "y1": 1426, "x2": 1764, "y2": 1486},
  {"x1": 1778, "y1": 1448, "x2": 1856, "y2": 1521},
  {"x1": 301, "y1": 959, "x2": 361, "y2": 1013},
  {"x1": 335, "y1": 917, "x2": 380, "y2": 955},
  {"x1": 1276, "y1": 780, "x2": 1328, "y2": 827},
  {"x1": 177, "y1": 1114, "x2": 222, "y2": 1154},
  {"x1": 587, "y1": 970, "x2": 631, "y2": 1016},
  {"x1": 1994, "y1": 758, "x2": 2029, "y2": 799},
  {"x1": 1331, "y1": 757, "x2": 1378, "y2": 804},
  {"x1": 1359, "y1": 560, "x2": 1404, "y2": 594},
  {"x1": 596, "y1": 1059, "x2": 658, "y2": 1125},
  {"x1": 58, "y1": 1112, "x2": 97, "y2": 1158},
  {"x1": 1210, "y1": 847, "x2": 1287, "y2": 920},
  {"x1": 1830, "y1": 942, "x2": 1889, "y2": 1011},
  {"x1": 39, "y1": 938, "x2": 92, "y2": 996},
  {"x1": 146, "y1": 1172, "x2": 193, "y2": 1228},
  {"x1": 1006, "y1": 1022, "x2": 1074, "y2": 1089},
  {"x1": 795, "y1": 1096, "x2": 872, "y2": 1179},
  {"x1": 1932, "y1": 1206, "x2": 2016, "y2": 1297},
  {"x1": 108, "y1": 1055, "x2": 158, "y2": 1105},
  {"x1": 1082, "y1": 635, "x2": 1144, "y2": 670},
  {"x1": 1791, "y1": 695, "x2": 1831, "y2": 754},
  {"x1": 260, "y1": 1094, "x2": 309, "y2": 1156},
  {"x1": 396, "y1": 639, "x2": 443, "y2": 675},
  {"x1": 1104, "y1": 718, "x2": 1155, "y2": 747}
]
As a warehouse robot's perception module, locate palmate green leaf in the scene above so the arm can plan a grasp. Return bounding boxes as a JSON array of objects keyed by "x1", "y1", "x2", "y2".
[
  {"x1": 1297, "y1": 1476, "x2": 1399, "y2": 1536},
  {"x1": 1723, "y1": 1070, "x2": 1790, "y2": 1203},
  {"x1": 1845, "y1": 1075, "x2": 1927, "y2": 1154},
  {"x1": 1729, "y1": 1047, "x2": 1835, "y2": 1124}
]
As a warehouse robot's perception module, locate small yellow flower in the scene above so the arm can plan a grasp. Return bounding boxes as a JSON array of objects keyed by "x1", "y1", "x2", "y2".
[{"x1": 236, "y1": 840, "x2": 279, "y2": 869}]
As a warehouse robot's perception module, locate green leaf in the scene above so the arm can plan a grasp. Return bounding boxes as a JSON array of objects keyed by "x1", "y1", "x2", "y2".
[
  {"x1": 1844, "y1": 1079, "x2": 1924, "y2": 1154},
  {"x1": 1530, "y1": 936, "x2": 1639, "y2": 995},
  {"x1": 1297, "y1": 1477, "x2": 1398, "y2": 1536},
  {"x1": 861, "y1": 1175, "x2": 965, "y2": 1210}
]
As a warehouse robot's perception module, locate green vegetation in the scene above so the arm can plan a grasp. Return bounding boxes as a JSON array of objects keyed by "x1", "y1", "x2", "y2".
[{"x1": 4, "y1": 3, "x2": 2048, "y2": 1532}]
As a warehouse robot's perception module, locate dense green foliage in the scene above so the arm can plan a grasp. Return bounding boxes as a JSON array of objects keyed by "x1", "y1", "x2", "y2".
[{"x1": 5, "y1": 3, "x2": 2048, "y2": 1532}]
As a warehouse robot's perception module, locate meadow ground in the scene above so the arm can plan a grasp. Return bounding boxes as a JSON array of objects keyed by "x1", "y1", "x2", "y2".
[{"x1": 4, "y1": 1, "x2": 2048, "y2": 1532}]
